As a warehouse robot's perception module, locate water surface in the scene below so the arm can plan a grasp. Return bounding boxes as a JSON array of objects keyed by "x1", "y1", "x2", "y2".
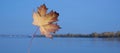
[{"x1": 0, "y1": 37, "x2": 120, "y2": 53}]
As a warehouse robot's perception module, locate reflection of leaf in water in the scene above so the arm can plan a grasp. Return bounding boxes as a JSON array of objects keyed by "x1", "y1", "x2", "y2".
[{"x1": 32, "y1": 4, "x2": 61, "y2": 39}]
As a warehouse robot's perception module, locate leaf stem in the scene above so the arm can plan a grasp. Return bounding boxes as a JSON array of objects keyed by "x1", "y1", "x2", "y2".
[{"x1": 27, "y1": 27, "x2": 39, "y2": 53}]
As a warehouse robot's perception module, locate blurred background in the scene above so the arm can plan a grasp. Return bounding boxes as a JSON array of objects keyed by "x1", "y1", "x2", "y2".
[{"x1": 0, "y1": 0, "x2": 120, "y2": 35}]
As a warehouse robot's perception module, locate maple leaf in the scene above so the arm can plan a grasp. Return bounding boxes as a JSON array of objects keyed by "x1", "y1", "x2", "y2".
[{"x1": 32, "y1": 4, "x2": 61, "y2": 38}]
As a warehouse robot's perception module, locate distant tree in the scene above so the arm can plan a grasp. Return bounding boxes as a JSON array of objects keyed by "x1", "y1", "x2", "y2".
[
  {"x1": 91, "y1": 32, "x2": 99, "y2": 37},
  {"x1": 116, "y1": 31, "x2": 120, "y2": 37},
  {"x1": 102, "y1": 32, "x2": 114, "y2": 37}
]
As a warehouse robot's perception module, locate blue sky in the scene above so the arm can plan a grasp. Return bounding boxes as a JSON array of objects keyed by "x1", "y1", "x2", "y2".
[{"x1": 0, "y1": 0, "x2": 120, "y2": 35}]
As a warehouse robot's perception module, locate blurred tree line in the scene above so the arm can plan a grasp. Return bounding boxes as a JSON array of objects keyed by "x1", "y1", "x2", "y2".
[
  {"x1": 38, "y1": 31, "x2": 120, "y2": 38},
  {"x1": 0, "y1": 31, "x2": 120, "y2": 38}
]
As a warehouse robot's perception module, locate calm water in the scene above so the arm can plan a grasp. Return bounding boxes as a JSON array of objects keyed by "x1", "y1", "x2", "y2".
[{"x1": 0, "y1": 37, "x2": 120, "y2": 53}]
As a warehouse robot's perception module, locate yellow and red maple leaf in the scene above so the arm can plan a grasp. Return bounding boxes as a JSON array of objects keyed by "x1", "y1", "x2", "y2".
[{"x1": 32, "y1": 4, "x2": 61, "y2": 38}]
